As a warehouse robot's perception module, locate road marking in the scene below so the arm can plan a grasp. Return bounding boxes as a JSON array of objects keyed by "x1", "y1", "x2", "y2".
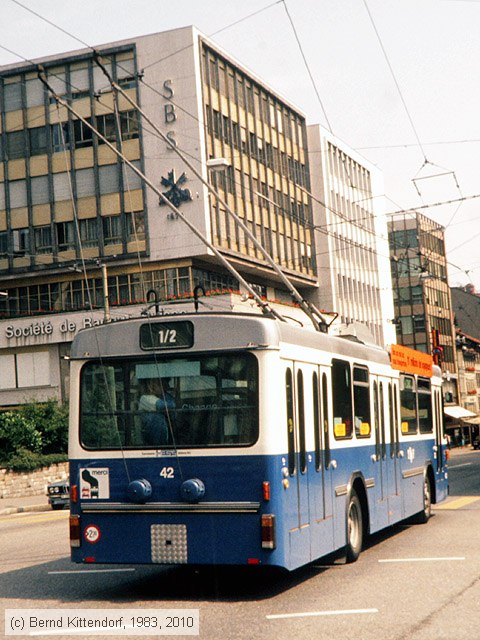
[
  {"x1": 449, "y1": 463, "x2": 473, "y2": 468},
  {"x1": 266, "y1": 608, "x2": 378, "y2": 620},
  {"x1": 379, "y1": 557, "x2": 465, "y2": 563},
  {"x1": 434, "y1": 496, "x2": 480, "y2": 510},
  {"x1": 48, "y1": 568, "x2": 137, "y2": 574}
]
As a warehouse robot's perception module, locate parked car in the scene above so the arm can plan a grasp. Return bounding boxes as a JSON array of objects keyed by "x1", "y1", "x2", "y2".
[{"x1": 47, "y1": 480, "x2": 70, "y2": 510}]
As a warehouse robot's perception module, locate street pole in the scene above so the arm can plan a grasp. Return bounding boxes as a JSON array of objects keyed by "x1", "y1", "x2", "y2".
[{"x1": 101, "y1": 262, "x2": 111, "y2": 323}]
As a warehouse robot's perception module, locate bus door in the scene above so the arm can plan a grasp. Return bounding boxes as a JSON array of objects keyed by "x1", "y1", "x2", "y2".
[
  {"x1": 433, "y1": 387, "x2": 448, "y2": 501},
  {"x1": 371, "y1": 377, "x2": 389, "y2": 530},
  {"x1": 309, "y1": 366, "x2": 334, "y2": 560},
  {"x1": 285, "y1": 363, "x2": 311, "y2": 567},
  {"x1": 387, "y1": 380, "x2": 403, "y2": 520}
]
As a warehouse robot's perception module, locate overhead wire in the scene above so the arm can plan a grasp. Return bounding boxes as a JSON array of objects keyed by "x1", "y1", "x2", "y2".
[{"x1": 2, "y1": 2, "x2": 477, "y2": 292}]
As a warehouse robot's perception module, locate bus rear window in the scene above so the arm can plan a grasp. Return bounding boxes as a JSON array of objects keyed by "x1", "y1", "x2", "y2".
[{"x1": 79, "y1": 353, "x2": 258, "y2": 449}]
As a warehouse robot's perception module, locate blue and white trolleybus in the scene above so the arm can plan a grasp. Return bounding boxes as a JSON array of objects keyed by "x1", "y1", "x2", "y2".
[{"x1": 68, "y1": 311, "x2": 448, "y2": 570}]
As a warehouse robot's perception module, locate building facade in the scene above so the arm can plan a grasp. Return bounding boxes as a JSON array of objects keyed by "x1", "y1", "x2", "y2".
[
  {"x1": 388, "y1": 212, "x2": 458, "y2": 404},
  {"x1": 0, "y1": 26, "x2": 400, "y2": 408},
  {"x1": 308, "y1": 125, "x2": 395, "y2": 347},
  {"x1": 0, "y1": 27, "x2": 320, "y2": 407}
]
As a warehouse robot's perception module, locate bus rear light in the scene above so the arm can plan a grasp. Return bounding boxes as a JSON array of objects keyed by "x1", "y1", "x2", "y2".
[
  {"x1": 84, "y1": 557, "x2": 96, "y2": 563},
  {"x1": 247, "y1": 558, "x2": 261, "y2": 565},
  {"x1": 262, "y1": 481, "x2": 271, "y2": 501},
  {"x1": 70, "y1": 515, "x2": 81, "y2": 548},
  {"x1": 261, "y1": 514, "x2": 276, "y2": 550},
  {"x1": 70, "y1": 484, "x2": 78, "y2": 503}
]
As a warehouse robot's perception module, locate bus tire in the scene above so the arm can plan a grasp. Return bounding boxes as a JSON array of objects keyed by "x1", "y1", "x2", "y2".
[
  {"x1": 345, "y1": 489, "x2": 363, "y2": 563},
  {"x1": 412, "y1": 474, "x2": 432, "y2": 524}
]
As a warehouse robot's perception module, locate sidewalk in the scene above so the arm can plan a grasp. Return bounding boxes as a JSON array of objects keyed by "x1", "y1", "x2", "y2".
[{"x1": 0, "y1": 492, "x2": 52, "y2": 516}]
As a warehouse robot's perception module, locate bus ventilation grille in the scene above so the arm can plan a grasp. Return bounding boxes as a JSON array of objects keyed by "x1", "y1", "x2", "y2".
[{"x1": 151, "y1": 524, "x2": 188, "y2": 563}]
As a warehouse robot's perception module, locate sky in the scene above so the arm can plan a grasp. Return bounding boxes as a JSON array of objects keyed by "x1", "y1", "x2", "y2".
[{"x1": 0, "y1": 0, "x2": 479, "y2": 290}]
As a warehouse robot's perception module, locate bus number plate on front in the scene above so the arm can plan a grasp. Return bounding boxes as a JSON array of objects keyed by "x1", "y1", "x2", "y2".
[{"x1": 140, "y1": 321, "x2": 194, "y2": 350}]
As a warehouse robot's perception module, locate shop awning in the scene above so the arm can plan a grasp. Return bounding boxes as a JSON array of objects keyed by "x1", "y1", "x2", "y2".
[
  {"x1": 462, "y1": 415, "x2": 480, "y2": 425},
  {"x1": 444, "y1": 406, "x2": 477, "y2": 419}
]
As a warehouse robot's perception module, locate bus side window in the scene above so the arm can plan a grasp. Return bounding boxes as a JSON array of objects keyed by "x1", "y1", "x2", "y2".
[
  {"x1": 286, "y1": 368, "x2": 295, "y2": 476},
  {"x1": 400, "y1": 374, "x2": 417, "y2": 434},
  {"x1": 353, "y1": 365, "x2": 371, "y2": 438},
  {"x1": 332, "y1": 359, "x2": 353, "y2": 439}
]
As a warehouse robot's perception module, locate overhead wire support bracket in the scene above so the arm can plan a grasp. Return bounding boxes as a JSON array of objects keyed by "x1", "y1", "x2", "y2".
[
  {"x1": 36, "y1": 65, "x2": 284, "y2": 324},
  {"x1": 93, "y1": 61, "x2": 329, "y2": 333}
]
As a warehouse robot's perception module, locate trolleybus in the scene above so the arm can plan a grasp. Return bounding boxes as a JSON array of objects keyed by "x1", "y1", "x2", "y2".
[{"x1": 68, "y1": 311, "x2": 448, "y2": 570}]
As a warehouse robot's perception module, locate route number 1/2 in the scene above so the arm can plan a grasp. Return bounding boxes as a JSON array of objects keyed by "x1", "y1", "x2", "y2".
[{"x1": 157, "y1": 329, "x2": 177, "y2": 345}]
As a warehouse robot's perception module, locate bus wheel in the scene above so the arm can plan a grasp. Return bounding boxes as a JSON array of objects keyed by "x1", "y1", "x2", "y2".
[
  {"x1": 346, "y1": 490, "x2": 363, "y2": 563},
  {"x1": 413, "y1": 474, "x2": 432, "y2": 524}
]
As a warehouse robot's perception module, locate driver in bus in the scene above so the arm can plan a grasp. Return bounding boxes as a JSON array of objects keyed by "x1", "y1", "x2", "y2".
[{"x1": 139, "y1": 377, "x2": 176, "y2": 445}]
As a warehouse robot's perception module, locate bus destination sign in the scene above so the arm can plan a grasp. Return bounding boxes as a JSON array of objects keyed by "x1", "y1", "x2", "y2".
[{"x1": 140, "y1": 321, "x2": 194, "y2": 350}]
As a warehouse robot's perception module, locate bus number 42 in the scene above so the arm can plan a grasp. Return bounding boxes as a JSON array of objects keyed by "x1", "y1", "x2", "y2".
[{"x1": 160, "y1": 467, "x2": 174, "y2": 478}]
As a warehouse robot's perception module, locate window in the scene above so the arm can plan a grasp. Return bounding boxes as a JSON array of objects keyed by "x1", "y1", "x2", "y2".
[
  {"x1": 99, "y1": 164, "x2": 119, "y2": 195},
  {"x1": 80, "y1": 353, "x2": 258, "y2": 449},
  {"x1": 29, "y1": 127, "x2": 48, "y2": 156},
  {"x1": 26, "y1": 79, "x2": 44, "y2": 107},
  {"x1": 52, "y1": 122, "x2": 70, "y2": 152},
  {"x1": 6, "y1": 131, "x2": 25, "y2": 160},
  {"x1": 31, "y1": 175, "x2": 50, "y2": 205},
  {"x1": 12, "y1": 228, "x2": 29, "y2": 254},
  {"x1": 102, "y1": 215, "x2": 121, "y2": 245},
  {"x1": 9, "y1": 180, "x2": 28, "y2": 208},
  {"x1": 126, "y1": 211, "x2": 145, "y2": 241},
  {"x1": 56, "y1": 221, "x2": 75, "y2": 251},
  {"x1": 79, "y1": 218, "x2": 98, "y2": 247},
  {"x1": 400, "y1": 375, "x2": 417, "y2": 434},
  {"x1": 97, "y1": 113, "x2": 117, "y2": 142},
  {"x1": 297, "y1": 370, "x2": 306, "y2": 473},
  {"x1": 4, "y1": 82, "x2": 23, "y2": 112},
  {"x1": 353, "y1": 366, "x2": 371, "y2": 437},
  {"x1": 73, "y1": 118, "x2": 93, "y2": 148},
  {"x1": 286, "y1": 368, "x2": 295, "y2": 475},
  {"x1": 332, "y1": 359, "x2": 353, "y2": 439},
  {"x1": 34, "y1": 225, "x2": 52, "y2": 254},
  {"x1": 53, "y1": 173, "x2": 71, "y2": 201},
  {"x1": 418, "y1": 378, "x2": 433, "y2": 433},
  {"x1": 313, "y1": 372, "x2": 321, "y2": 470},
  {"x1": 120, "y1": 111, "x2": 139, "y2": 140},
  {"x1": 0, "y1": 232, "x2": 7, "y2": 256},
  {"x1": 75, "y1": 168, "x2": 95, "y2": 198}
]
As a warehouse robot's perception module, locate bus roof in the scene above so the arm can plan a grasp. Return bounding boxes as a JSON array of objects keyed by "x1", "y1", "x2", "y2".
[{"x1": 70, "y1": 312, "x2": 392, "y2": 367}]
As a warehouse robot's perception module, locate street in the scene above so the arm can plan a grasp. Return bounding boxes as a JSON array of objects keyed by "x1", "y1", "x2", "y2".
[{"x1": 1, "y1": 449, "x2": 480, "y2": 640}]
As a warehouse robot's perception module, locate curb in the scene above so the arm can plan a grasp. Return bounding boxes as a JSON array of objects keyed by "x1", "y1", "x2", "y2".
[{"x1": 0, "y1": 503, "x2": 51, "y2": 516}]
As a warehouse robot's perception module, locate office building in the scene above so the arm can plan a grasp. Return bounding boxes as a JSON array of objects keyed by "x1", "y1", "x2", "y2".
[{"x1": 0, "y1": 26, "x2": 317, "y2": 406}]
